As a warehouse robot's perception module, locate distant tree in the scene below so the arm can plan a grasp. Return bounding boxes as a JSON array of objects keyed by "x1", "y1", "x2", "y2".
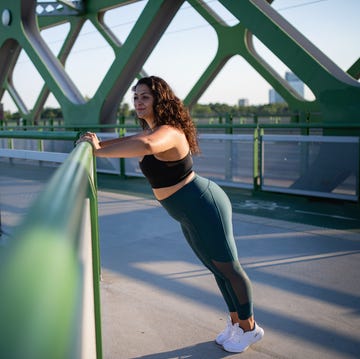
[
  {"x1": 10, "y1": 111, "x2": 21, "y2": 120},
  {"x1": 209, "y1": 103, "x2": 234, "y2": 115},
  {"x1": 4, "y1": 102, "x2": 293, "y2": 122},
  {"x1": 4, "y1": 110, "x2": 12, "y2": 120},
  {"x1": 41, "y1": 107, "x2": 63, "y2": 119},
  {"x1": 255, "y1": 103, "x2": 289, "y2": 114},
  {"x1": 118, "y1": 102, "x2": 130, "y2": 118},
  {"x1": 190, "y1": 104, "x2": 213, "y2": 116}
]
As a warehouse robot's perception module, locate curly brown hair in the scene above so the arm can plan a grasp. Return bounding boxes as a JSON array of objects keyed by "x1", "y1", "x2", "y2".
[{"x1": 132, "y1": 76, "x2": 200, "y2": 154}]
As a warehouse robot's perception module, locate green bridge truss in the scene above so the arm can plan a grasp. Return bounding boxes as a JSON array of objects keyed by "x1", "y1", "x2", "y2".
[{"x1": 0, "y1": 0, "x2": 359, "y2": 132}]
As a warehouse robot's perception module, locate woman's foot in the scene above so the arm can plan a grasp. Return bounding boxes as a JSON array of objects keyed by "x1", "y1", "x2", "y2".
[
  {"x1": 222, "y1": 322, "x2": 264, "y2": 353},
  {"x1": 215, "y1": 316, "x2": 235, "y2": 345}
]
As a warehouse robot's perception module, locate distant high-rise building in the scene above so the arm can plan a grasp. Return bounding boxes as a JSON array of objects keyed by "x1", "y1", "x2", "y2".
[
  {"x1": 269, "y1": 89, "x2": 285, "y2": 104},
  {"x1": 238, "y1": 98, "x2": 249, "y2": 106},
  {"x1": 285, "y1": 71, "x2": 304, "y2": 97},
  {"x1": 269, "y1": 71, "x2": 305, "y2": 104}
]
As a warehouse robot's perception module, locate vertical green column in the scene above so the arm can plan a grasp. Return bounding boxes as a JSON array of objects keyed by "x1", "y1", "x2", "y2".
[{"x1": 253, "y1": 126, "x2": 263, "y2": 191}]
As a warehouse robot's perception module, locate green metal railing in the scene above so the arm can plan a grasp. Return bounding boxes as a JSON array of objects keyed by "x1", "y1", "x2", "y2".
[
  {"x1": 0, "y1": 141, "x2": 102, "y2": 359},
  {"x1": 1, "y1": 123, "x2": 359, "y2": 200}
]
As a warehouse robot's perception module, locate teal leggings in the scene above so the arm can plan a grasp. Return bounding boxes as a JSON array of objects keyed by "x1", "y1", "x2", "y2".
[{"x1": 160, "y1": 174, "x2": 253, "y2": 319}]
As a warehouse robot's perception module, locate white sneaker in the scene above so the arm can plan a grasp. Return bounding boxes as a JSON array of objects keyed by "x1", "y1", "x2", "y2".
[
  {"x1": 223, "y1": 322, "x2": 264, "y2": 353},
  {"x1": 215, "y1": 316, "x2": 235, "y2": 345}
]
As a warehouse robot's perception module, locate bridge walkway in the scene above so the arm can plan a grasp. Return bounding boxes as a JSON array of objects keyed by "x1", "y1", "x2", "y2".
[{"x1": 1, "y1": 161, "x2": 359, "y2": 359}]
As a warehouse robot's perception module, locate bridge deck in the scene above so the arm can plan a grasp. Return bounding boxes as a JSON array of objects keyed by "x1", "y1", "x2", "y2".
[{"x1": 1, "y1": 160, "x2": 359, "y2": 359}]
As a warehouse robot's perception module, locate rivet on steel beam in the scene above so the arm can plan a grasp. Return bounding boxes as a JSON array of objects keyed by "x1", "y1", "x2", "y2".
[{"x1": 2, "y1": 9, "x2": 12, "y2": 26}]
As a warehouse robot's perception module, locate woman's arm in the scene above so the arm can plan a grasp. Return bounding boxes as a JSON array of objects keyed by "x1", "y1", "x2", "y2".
[
  {"x1": 99, "y1": 131, "x2": 145, "y2": 148},
  {"x1": 99, "y1": 137, "x2": 123, "y2": 148},
  {"x1": 79, "y1": 126, "x2": 183, "y2": 158}
]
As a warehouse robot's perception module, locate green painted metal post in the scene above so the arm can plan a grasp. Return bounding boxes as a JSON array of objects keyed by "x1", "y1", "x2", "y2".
[{"x1": 253, "y1": 126, "x2": 263, "y2": 191}]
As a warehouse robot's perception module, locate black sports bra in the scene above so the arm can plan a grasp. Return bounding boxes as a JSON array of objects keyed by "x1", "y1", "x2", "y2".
[{"x1": 139, "y1": 152, "x2": 193, "y2": 189}]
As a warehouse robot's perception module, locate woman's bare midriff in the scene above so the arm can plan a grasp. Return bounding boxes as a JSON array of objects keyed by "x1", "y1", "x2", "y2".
[{"x1": 152, "y1": 171, "x2": 195, "y2": 200}]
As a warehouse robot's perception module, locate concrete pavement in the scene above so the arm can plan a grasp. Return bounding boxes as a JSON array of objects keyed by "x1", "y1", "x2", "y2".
[{"x1": 1, "y1": 160, "x2": 360, "y2": 358}]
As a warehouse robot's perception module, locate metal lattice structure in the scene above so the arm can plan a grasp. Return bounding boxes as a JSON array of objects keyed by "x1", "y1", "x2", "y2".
[{"x1": 0, "y1": 0, "x2": 359, "y2": 130}]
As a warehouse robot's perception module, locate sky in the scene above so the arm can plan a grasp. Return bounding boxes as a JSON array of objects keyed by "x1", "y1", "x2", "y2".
[{"x1": 2, "y1": 0, "x2": 360, "y2": 113}]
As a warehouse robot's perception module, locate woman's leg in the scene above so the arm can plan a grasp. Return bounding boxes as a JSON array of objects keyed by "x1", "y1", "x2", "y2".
[
  {"x1": 229, "y1": 312, "x2": 254, "y2": 332},
  {"x1": 213, "y1": 260, "x2": 254, "y2": 331},
  {"x1": 161, "y1": 175, "x2": 256, "y2": 331},
  {"x1": 181, "y1": 224, "x2": 253, "y2": 325}
]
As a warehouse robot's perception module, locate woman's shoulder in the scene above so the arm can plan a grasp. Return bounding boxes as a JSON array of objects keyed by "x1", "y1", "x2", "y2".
[
  {"x1": 151, "y1": 125, "x2": 189, "y2": 158},
  {"x1": 153, "y1": 124, "x2": 184, "y2": 135}
]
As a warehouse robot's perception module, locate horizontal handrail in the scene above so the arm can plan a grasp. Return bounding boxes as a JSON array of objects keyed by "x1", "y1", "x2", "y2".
[
  {"x1": 1, "y1": 122, "x2": 360, "y2": 133},
  {"x1": 0, "y1": 142, "x2": 102, "y2": 359},
  {"x1": 0, "y1": 130, "x2": 79, "y2": 140}
]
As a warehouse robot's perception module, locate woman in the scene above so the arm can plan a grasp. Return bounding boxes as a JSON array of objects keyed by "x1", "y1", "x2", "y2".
[{"x1": 78, "y1": 76, "x2": 264, "y2": 353}]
